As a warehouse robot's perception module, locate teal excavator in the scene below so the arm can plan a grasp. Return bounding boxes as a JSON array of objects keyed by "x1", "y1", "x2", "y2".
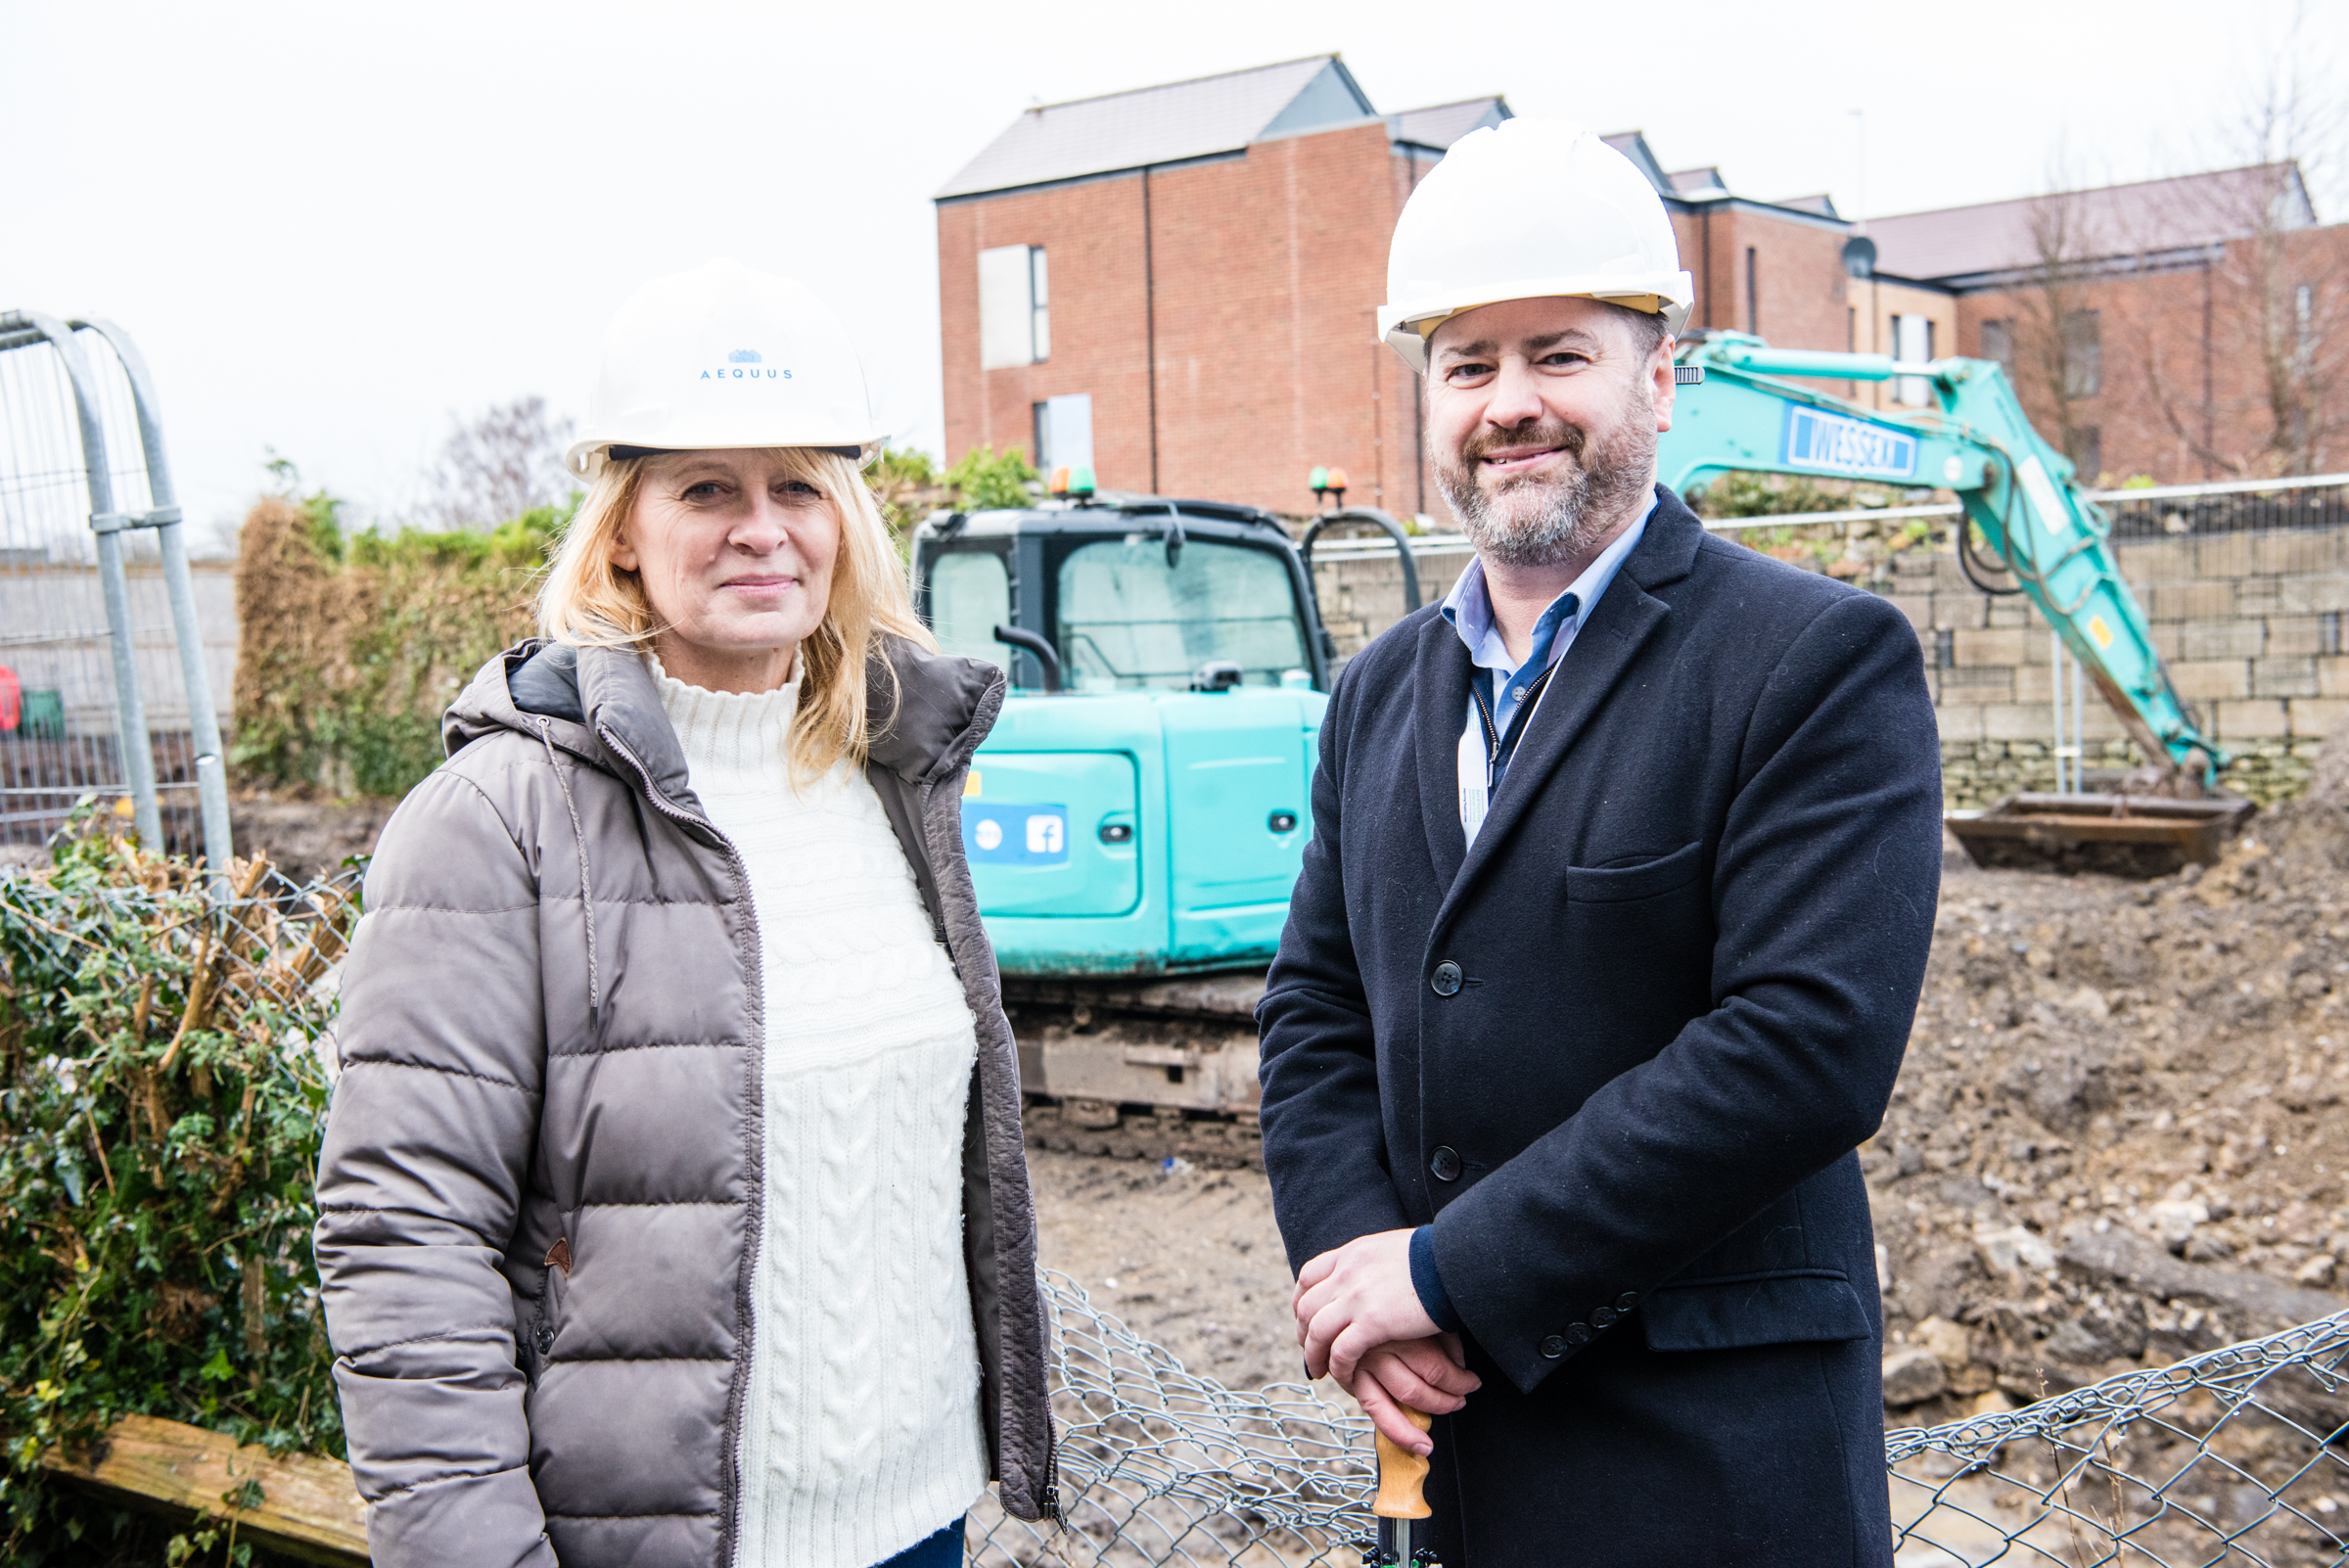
[{"x1": 908, "y1": 336, "x2": 2223, "y2": 1150}]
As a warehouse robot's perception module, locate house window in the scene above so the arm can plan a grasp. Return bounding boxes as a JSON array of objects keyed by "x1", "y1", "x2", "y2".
[
  {"x1": 2061, "y1": 309, "x2": 2100, "y2": 397},
  {"x1": 2068, "y1": 426, "x2": 2102, "y2": 481},
  {"x1": 1848, "y1": 306, "x2": 1857, "y2": 353},
  {"x1": 1980, "y1": 318, "x2": 2015, "y2": 376},
  {"x1": 1893, "y1": 314, "x2": 1933, "y2": 407},
  {"x1": 1745, "y1": 247, "x2": 1759, "y2": 336},
  {"x1": 979, "y1": 245, "x2": 1050, "y2": 368},
  {"x1": 1032, "y1": 393, "x2": 1094, "y2": 474}
]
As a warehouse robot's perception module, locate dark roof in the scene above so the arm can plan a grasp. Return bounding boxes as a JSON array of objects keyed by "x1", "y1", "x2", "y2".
[
  {"x1": 1868, "y1": 163, "x2": 2316, "y2": 284},
  {"x1": 936, "y1": 56, "x2": 1377, "y2": 200},
  {"x1": 1390, "y1": 96, "x2": 1510, "y2": 151},
  {"x1": 1773, "y1": 194, "x2": 1840, "y2": 218},
  {"x1": 1600, "y1": 132, "x2": 1676, "y2": 196}
]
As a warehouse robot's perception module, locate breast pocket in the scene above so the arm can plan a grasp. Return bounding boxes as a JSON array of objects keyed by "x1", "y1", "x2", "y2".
[
  {"x1": 1559, "y1": 840, "x2": 1712, "y2": 1035},
  {"x1": 1564, "y1": 839, "x2": 1705, "y2": 903}
]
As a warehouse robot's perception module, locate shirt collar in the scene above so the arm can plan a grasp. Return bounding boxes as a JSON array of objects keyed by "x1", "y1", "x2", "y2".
[{"x1": 1440, "y1": 489, "x2": 1657, "y2": 676}]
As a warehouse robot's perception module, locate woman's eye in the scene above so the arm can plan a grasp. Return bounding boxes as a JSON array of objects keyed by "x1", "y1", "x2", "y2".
[
  {"x1": 782, "y1": 480, "x2": 819, "y2": 497},
  {"x1": 682, "y1": 481, "x2": 725, "y2": 501}
]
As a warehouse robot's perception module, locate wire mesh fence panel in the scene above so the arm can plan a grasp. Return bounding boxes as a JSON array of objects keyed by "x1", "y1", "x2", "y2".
[
  {"x1": 0, "y1": 319, "x2": 217, "y2": 855},
  {"x1": 2102, "y1": 478, "x2": 2349, "y2": 541},
  {"x1": 970, "y1": 1273, "x2": 1372, "y2": 1567},
  {"x1": 1889, "y1": 1310, "x2": 2349, "y2": 1568},
  {"x1": 970, "y1": 1272, "x2": 2349, "y2": 1568}
]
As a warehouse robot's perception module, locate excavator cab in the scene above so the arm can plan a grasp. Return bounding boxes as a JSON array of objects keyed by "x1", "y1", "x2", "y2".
[{"x1": 910, "y1": 496, "x2": 1337, "y2": 976}]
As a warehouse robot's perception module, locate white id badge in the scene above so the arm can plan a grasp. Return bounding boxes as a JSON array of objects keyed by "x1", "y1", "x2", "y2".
[{"x1": 1456, "y1": 703, "x2": 1489, "y2": 845}]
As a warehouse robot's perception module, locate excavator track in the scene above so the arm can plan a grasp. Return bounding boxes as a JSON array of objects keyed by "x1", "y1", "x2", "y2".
[{"x1": 1003, "y1": 972, "x2": 1268, "y2": 1169}]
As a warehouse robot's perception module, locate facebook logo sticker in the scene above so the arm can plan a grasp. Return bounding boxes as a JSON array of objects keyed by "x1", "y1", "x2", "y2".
[{"x1": 963, "y1": 802, "x2": 1070, "y2": 866}]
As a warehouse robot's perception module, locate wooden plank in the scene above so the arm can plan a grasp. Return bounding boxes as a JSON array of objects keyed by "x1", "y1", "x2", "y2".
[{"x1": 41, "y1": 1414, "x2": 369, "y2": 1566}]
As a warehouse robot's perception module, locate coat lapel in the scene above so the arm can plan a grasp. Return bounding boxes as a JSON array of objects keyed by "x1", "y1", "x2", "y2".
[
  {"x1": 1432, "y1": 488, "x2": 1706, "y2": 929},
  {"x1": 1412, "y1": 612, "x2": 1476, "y2": 896}
]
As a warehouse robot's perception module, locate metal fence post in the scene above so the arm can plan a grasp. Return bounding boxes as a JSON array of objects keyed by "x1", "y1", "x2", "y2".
[
  {"x1": 13, "y1": 310, "x2": 161, "y2": 846},
  {"x1": 76, "y1": 319, "x2": 233, "y2": 878}
]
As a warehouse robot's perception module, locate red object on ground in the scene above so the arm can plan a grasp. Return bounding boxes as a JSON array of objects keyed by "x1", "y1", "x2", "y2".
[{"x1": 0, "y1": 667, "x2": 20, "y2": 732}]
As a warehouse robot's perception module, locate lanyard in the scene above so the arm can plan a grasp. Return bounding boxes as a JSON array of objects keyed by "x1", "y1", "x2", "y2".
[{"x1": 1455, "y1": 656, "x2": 1564, "y2": 845}]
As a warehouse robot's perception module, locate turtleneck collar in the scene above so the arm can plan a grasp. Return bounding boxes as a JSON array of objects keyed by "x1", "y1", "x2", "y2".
[{"x1": 648, "y1": 651, "x2": 802, "y2": 778}]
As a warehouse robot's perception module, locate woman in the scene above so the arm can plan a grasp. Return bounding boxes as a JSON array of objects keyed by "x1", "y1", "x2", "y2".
[{"x1": 315, "y1": 259, "x2": 1055, "y2": 1568}]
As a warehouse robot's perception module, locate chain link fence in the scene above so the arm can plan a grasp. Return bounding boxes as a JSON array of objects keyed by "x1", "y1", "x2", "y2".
[{"x1": 975, "y1": 1271, "x2": 2348, "y2": 1568}]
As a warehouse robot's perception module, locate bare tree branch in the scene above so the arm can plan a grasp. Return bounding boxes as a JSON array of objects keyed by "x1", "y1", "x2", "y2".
[{"x1": 423, "y1": 396, "x2": 576, "y2": 530}]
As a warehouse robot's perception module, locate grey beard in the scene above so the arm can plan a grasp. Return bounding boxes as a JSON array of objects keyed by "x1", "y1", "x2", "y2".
[{"x1": 1437, "y1": 417, "x2": 1657, "y2": 570}]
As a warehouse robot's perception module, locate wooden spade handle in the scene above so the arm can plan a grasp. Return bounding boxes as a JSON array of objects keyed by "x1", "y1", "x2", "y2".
[{"x1": 1371, "y1": 1405, "x2": 1433, "y2": 1519}]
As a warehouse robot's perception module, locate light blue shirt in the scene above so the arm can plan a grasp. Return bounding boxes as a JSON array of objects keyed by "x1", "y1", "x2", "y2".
[{"x1": 1439, "y1": 492, "x2": 1656, "y2": 740}]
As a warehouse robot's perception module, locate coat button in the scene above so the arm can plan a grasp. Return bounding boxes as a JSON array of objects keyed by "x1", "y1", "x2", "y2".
[
  {"x1": 1590, "y1": 1305, "x2": 1618, "y2": 1328},
  {"x1": 1616, "y1": 1291, "x2": 1640, "y2": 1312},
  {"x1": 1540, "y1": 1334, "x2": 1567, "y2": 1359},
  {"x1": 1430, "y1": 961, "x2": 1463, "y2": 996},
  {"x1": 1565, "y1": 1322, "x2": 1593, "y2": 1346},
  {"x1": 1429, "y1": 1145, "x2": 1463, "y2": 1182},
  {"x1": 533, "y1": 1324, "x2": 554, "y2": 1355}
]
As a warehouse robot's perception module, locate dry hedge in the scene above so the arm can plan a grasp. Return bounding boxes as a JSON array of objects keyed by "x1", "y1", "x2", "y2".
[{"x1": 231, "y1": 494, "x2": 555, "y2": 799}]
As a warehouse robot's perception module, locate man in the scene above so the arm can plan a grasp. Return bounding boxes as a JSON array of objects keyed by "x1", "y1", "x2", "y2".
[{"x1": 1257, "y1": 119, "x2": 1941, "y2": 1565}]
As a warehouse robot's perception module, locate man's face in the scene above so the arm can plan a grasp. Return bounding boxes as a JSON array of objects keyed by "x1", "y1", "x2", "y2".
[{"x1": 1425, "y1": 297, "x2": 1677, "y2": 569}]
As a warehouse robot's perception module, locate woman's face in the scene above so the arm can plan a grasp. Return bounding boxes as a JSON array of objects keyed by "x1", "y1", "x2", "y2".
[{"x1": 612, "y1": 449, "x2": 841, "y2": 693}]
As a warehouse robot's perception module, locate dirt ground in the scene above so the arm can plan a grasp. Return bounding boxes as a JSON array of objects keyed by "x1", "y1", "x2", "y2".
[
  {"x1": 1034, "y1": 804, "x2": 2349, "y2": 1425},
  {"x1": 1027, "y1": 1149, "x2": 1306, "y2": 1392}
]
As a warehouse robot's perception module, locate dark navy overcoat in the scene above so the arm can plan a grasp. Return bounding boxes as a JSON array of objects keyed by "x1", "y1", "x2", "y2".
[{"x1": 1258, "y1": 485, "x2": 1942, "y2": 1566}]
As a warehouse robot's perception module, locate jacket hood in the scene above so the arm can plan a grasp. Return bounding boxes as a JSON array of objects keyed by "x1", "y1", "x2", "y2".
[{"x1": 443, "y1": 636, "x2": 1006, "y2": 794}]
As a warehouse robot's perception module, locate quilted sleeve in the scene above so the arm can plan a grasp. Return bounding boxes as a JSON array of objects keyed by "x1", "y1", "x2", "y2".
[{"x1": 313, "y1": 762, "x2": 558, "y2": 1568}]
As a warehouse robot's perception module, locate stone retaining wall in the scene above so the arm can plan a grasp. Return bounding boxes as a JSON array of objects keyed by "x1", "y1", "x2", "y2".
[{"x1": 1311, "y1": 525, "x2": 2349, "y2": 809}]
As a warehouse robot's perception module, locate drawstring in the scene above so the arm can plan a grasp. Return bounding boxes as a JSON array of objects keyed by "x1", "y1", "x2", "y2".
[{"x1": 538, "y1": 718, "x2": 602, "y2": 1025}]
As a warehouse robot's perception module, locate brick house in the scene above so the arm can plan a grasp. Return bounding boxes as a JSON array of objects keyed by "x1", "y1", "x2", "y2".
[
  {"x1": 1868, "y1": 167, "x2": 2349, "y2": 484},
  {"x1": 935, "y1": 57, "x2": 1870, "y2": 515},
  {"x1": 936, "y1": 56, "x2": 1466, "y2": 517},
  {"x1": 936, "y1": 57, "x2": 2349, "y2": 508}
]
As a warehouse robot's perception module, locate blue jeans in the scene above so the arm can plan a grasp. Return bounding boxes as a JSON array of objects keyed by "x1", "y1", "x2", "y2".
[{"x1": 873, "y1": 1517, "x2": 964, "y2": 1567}]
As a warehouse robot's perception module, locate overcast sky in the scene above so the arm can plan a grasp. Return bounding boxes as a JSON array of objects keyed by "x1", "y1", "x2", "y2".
[{"x1": 7, "y1": 0, "x2": 2341, "y2": 546}]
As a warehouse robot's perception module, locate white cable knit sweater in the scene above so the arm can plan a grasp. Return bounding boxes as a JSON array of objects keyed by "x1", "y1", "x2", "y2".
[{"x1": 654, "y1": 661, "x2": 988, "y2": 1568}]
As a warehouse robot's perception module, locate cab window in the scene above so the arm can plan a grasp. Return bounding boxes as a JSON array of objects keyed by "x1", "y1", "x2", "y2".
[
  {"x1": 928, "y1": 549, "x2": 1011, "y2": 669},
  {"x1": 1055, "y1": 538, "x2": 1307, "y2": 691}
]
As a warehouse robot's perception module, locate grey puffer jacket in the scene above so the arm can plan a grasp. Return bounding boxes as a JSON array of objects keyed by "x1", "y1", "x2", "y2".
[{"x1": 314, "y1": 637, "x2": 1056, "y2": 1568}]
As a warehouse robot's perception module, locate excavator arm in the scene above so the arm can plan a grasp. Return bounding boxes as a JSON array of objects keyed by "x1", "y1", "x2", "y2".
[{"x1": 1658, "y1": 332, "x2": 2222, "y2": 785}]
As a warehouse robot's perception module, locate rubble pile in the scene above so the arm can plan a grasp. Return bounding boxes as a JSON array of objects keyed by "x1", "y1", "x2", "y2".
[{"x1": 1871, "y1": 799, "x2": 2349, "y2": 1422}]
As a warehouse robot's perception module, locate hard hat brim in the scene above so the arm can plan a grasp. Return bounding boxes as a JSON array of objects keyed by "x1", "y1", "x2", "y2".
[
  {"x1": 565, "y1": 434, "x2": 885, "y2": 478},
  {"x1": 1378, "y1": 271, "x2": 1695, "y2": 373}
]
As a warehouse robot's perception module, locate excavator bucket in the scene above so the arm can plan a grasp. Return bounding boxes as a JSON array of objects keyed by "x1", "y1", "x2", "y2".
[{"x1": 1947, "y1": 792, "x2": 2254, "y2": 878}]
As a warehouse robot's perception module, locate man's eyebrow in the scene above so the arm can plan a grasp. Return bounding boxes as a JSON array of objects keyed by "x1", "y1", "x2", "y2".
[
  {"x1": 1521, "y1": 329, "x2": 1604, "y2": 351},
  {"x1": 1436, "y1": 328, "x2": 1605, "y2": 363}
]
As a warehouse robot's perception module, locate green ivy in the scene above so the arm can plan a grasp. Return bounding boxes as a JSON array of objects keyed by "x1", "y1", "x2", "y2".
[
  {"x1": 0, "y1": 815, "x2": 353, "y2": 1563},
  {"x1": 944, "y1": 444, "x2": 1037, "y2": 512}
]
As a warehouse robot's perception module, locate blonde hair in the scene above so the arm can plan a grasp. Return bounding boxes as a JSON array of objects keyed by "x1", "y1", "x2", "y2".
[{"x1": 536, "y1": 447, "x2": 936, "y2": 782}]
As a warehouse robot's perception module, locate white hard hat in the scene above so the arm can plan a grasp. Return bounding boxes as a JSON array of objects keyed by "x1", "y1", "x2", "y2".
[
  {"x1": 1378, "y1": 120, "x2": 1695, "y2": 374},
  {"x1": 565, "y1": 257, "x2": 883, "y2": 478}
]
